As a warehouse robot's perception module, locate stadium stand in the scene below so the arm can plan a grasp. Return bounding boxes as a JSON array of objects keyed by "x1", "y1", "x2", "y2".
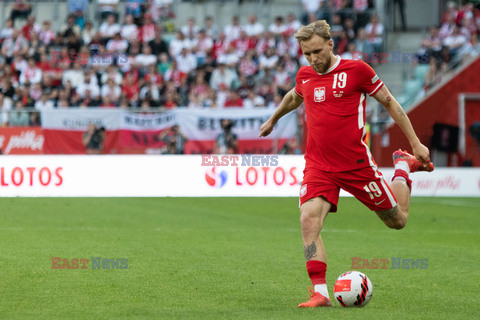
[{"x1": 394, "y1": 1, "x2": 480, "y2": 110}]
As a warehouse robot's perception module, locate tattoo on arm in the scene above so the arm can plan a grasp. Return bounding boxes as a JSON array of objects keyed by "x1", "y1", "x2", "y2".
[
  {"x1": 377, "y1": 206, "x2": 399, "y2": 221},
  {"x1": 304, "y1": 241, "x2": 317, "y2": 260},
  {"x1": 396, "y1": 106, "x2": 407, "y2": 118}
]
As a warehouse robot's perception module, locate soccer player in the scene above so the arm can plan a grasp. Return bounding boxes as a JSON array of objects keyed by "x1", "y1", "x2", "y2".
[{"x1": 259, "y1": 20, "x2": 434, "y2": 308}]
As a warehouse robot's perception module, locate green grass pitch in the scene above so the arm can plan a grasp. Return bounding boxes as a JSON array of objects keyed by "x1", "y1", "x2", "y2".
[{"x1": 0, "y1": 197, "x2": 479, "y2": 319}]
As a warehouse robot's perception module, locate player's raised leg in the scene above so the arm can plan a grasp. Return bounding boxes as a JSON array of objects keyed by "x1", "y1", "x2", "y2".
[
  {"x1": 376, "y1": 150, "x2": 434, "y2": 229},
  {"x1": 298, "y1": 197, "x2": 332, "y2": 308}
]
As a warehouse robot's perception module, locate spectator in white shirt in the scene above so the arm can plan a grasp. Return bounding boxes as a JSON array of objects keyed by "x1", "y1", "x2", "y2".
[
  {"x1": 209, "y1": 63, "x2": 238, "y2": 90},
  {"x1": 62, "y1": 62, "x2": 85, "y2": 88},
  {"x1": 0, "y1": 19, "x2": 14, "y2": 41},
  {"x1": 106, "y1": 33, "x2": 128, "y2": 53},
  {"x1": 181, "y1": 17, "x2": 201, "y2": 40},
  {"x1": 77, "y1": 78, "x2": 101, "y2": 99},
  {"x1": 34, "y1": 92, "x2": 55, "y2": 111},
  {"x1": 341, "y1": 42, "x2": 358, "y2": 60},
  {"x1": 39, "y1": 20, "x2": 56, "y2": 45},
  {"x1": 224, "y1": 15, "x2": 243, "y2": 43},
  {"x1": 365, "y1": 14, "x2": 384, "y2": 53},
  {"x1": 204, "y1": 15, "x2": 220, "y2": 40},
  {"x1": 2, "y1": 29, "x2": 28, "y2": 60},
  {"x1": 175, "y1": 47, "x2": 197, "y2": 74},
  {"x1": 99, "y1": 14, "x2": 121, "y2": 40},
  {"x1": 139, "y1": 80, "x2": 160, "y2": 102},
  {"x1": 268, "y1": 16, "x2": 287, "y2": 38},
  {"x1": 0, "y1": 93, "x2": 12, "y2": 126},
  {"x1": 82, "y1": 21, "x2": 96, "y2": 45},
  {"x1": 121, "y1": 14, "x2": 139, "y2": 43},
  {"x1": 192, "y1": 29, "x2": 213, "y2": 66},
  {"x1": 443, "y1": 26, "x2": 467, "y2": 57},
  {"x1": 217, "y1": 44, "x2": 240, "y2": 69},
  {"x1": 101, "y1": 65, "x2": 123, "y2": 85},
  {"x1": 259, "y1": 47, "x2": 279, "y2": 70},
  {"x1": 0, "y1": 90, "x2": 12, "y2": 113},
  {"x1": 19, "y1": 57, "x2": 42, "y2": 85},
  {"x1": 243, "y1": 15, "x2": 264, "y2": 39},
  {"x1": 169, "y1": 31, "x2": 192, "y2": 57},
  {"x1": 243, "y1": 90, "x2": 265, "y2": 109},
  {"x1": 101, "y1": 78, "x2": 121, "y2": 102},
  {"x1": 285, "y1": 13, "x2": 302, "y2": 36},
  {"x1": 134, "y1": 44, "x2": 157, "y2": 70}
]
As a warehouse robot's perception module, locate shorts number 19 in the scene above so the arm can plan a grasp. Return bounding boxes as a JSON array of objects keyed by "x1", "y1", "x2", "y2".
[{"x1": 363, "y1": 181, "x2": 382, "y2": 199}]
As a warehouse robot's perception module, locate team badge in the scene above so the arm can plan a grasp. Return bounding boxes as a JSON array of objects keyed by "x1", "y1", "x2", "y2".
[
  {"x1": 314, "y1": 87, "x2": 325, "y2": 102},
  {"x1": 300, "y1": 184, "x2": 307, "y2": 197}
]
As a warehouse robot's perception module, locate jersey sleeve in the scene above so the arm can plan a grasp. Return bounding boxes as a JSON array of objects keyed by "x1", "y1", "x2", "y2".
[
  {"x1": 357, "y1": 61, "x2": 384, "y2": 96},
  {"x1": 294, "y1": 66, "x2": 306, "y2": 98}
]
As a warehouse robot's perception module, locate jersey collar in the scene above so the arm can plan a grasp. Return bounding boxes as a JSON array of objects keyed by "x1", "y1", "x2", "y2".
[{"x1": 317, "y1": 55, "x2": 341, "y2": 75}]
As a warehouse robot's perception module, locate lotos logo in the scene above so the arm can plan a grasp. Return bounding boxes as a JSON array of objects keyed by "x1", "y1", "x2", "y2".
[{"x1": 205, "y1": 167, "x2": 228, "y2": 188}]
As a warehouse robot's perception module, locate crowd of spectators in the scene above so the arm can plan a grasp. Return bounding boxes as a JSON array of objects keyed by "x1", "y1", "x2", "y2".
[
  {"x1": 418, "y1": 1, "x2": 480, "y2": 90},
  {"x1": 0, "y1": 0, "x2": 383, "y2": 130},
  {"x1": 0, "y1": 0, "x2": 385, "y2": 128}
]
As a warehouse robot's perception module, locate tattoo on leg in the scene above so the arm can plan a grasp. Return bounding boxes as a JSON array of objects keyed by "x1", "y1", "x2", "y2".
[
  {"x1": 304, "y1": 241, "x2": 317, "y2": 260},
  {"x1": 378, "y1": 206, "x2": 399, "y2": 221}
]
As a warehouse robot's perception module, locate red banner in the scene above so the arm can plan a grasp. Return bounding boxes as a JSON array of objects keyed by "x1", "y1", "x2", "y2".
[
  {"x1": 43, "y1": 129, "x2": 119, "y2": 154},
  {"x1": 117, "y1": 129, "x2": 169, "y2": 154},
  {"x1": 0, "y1": 127, "x2": 44, "y2": 154}
]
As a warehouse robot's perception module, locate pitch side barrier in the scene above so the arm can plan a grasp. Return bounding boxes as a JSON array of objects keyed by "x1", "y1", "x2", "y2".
[{"x1": 0, "y1": 155, "x2": 478, "y2": 197}]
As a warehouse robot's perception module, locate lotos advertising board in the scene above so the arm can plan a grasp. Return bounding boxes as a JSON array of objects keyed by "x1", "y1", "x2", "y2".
[{"x1": 0, "y1": 155, "x2": 479, "y2": 197}]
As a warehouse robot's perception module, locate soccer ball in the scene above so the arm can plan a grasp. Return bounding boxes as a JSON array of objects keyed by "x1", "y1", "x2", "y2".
[{"x1": 333, "y1": 271, "x2": 373, "y2": 307}]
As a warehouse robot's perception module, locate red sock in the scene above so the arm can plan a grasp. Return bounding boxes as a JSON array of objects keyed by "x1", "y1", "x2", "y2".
[
  {"x1": 392, "y1": 169, "x2": 412, "y2": 190},
  {"x1": 306, "y1": 260, "x2": 327, "y2": 286}
]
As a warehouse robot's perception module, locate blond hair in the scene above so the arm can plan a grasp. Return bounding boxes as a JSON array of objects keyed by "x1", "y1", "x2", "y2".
[{"x1": 294, "y1": 20, "x2": 331, "y2": 43}]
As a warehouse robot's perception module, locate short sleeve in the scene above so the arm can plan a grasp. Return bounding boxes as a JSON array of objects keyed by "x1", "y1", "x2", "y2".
[
  {"x1": 357, "y1": 61, "x2": 384, "y2": 96},
  {"x1": 294, "y1": 67, "x2": 306, "y2": 98}
]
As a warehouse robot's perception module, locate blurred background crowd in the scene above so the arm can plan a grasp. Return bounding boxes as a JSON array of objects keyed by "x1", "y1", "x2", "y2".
[{"x1": 0, "y1": 0, "x2": 478, "y2": 128}]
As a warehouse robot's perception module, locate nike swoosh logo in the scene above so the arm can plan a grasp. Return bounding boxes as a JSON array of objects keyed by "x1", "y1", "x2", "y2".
[
  {"x1": 302, "y1": 79, "x2": 310, "y2": 84},
  {"x1": 374, "y1": 199, "x2": 386, "y2": 205}
]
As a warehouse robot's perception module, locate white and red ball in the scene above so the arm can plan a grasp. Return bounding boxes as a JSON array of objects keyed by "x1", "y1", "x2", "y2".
[{"x1": 333, "y1": 271, "x2": 373, "y2": 307}]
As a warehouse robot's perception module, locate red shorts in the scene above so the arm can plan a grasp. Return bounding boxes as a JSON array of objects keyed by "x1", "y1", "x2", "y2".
[{"x1": 299, "y1": 166, "x2": 397, "y2": 212}]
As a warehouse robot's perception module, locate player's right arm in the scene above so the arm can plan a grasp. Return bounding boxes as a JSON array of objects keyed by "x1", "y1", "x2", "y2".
[{"x1": 259, "y1": 88, "x2": 303, "y2": 137}]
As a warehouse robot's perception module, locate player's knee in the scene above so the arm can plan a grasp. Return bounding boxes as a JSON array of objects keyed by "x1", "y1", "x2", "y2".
[
  {"x1": 387, "y1": 217, "x2": 407, "y2": 230},
  {"x1": 300, "y1": 211, "x2": 324, "y2": 232}
]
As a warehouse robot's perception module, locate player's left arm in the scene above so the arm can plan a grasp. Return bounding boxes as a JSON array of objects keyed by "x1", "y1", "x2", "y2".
[{"x1": 372, "y1": 85, "x2": 431, "y2": 164}]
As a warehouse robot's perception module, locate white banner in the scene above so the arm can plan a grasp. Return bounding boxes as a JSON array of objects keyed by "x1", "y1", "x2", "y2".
[
  {"x1": 175, "y1": 109, "x2": 297, "y2": 140},
  {"x1": 40, "y1": 108, "x2": 297, "y2": 140},
  {"x1": 0, "y1": 155, "x2": 479, "y2": 197},
  {"x1": 41, "y1": 109, "x2": 122, "y2": 131},
  {"x1": 120, "y1": 111, "x2": 177, "y2": 131}
]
